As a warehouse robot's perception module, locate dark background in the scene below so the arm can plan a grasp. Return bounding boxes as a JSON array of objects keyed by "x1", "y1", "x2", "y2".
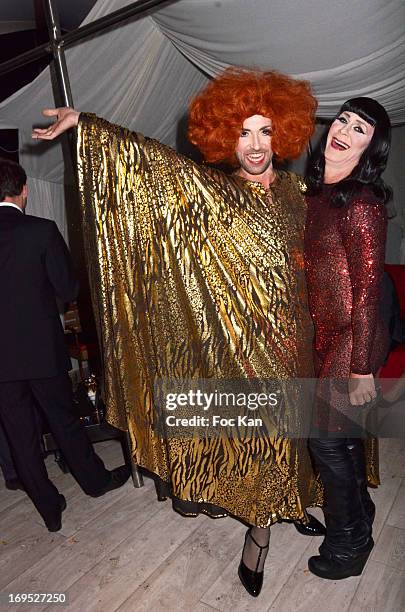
[{"x1": 0, "y1": 0, "x2": 97, "y2": 161}]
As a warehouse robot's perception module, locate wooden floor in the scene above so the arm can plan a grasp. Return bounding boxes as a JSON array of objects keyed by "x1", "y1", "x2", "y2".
[{"x1": 1, "y1": 438, "x2": 404, "y2": 612}]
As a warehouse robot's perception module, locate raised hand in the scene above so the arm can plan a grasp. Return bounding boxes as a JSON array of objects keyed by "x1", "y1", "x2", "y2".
[{"x1": 32, "y1": 108, "x2": 80, "y2": 140}]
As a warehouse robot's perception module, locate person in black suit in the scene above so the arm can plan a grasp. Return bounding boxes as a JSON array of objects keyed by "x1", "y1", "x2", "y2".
[
  {"x1": 0, "y1": 418, "x2": 23, "y2": 490},
  {"x1": 0, "y1": 158, "x2": 130, "y2": 531}
]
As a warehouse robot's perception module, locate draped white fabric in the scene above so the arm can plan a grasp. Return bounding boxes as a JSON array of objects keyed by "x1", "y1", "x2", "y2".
[
  {"x1": 0, "y1": 0, "x2": 403, "y2": 256},
  {"x1": 0, "y1": 0, "x2": 209, "y2": 234},
  {"x1": 0, "y1": 1, "x2": 210, "y2": 178},
  {"x1": 25, "y1": 176, "x2": 67, "y2": 236},
  {"x1": 153, "y1": 0, "x2": 405, "y2": 123}
]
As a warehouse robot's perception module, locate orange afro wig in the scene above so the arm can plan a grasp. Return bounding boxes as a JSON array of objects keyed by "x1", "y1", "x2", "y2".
[{"x1": 188, "y1": 67, "x2": 317, "y2": 165}]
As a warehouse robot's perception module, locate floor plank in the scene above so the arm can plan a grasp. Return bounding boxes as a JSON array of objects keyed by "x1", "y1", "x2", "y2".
[
  {"x1": 369, "y1": 476, "x2": 403, "y2": 538},
  {"x1": 4, "y1": 481, "x2": 158, "y2": 611},
  {"x1": 370, "y1": 525, "x2": 405, "y2": 571},
  {"x1": 116, "y1": 515, "x2": 244, "y2": 612},
  {"x1": 191, "y1": 604, "x2": 220, "y2": 612},
  {"x1": 0, "y1": 495, "x2": 66, "y2": 590},
  {"x1": 201, "y1": 521, "x2": 314, "y2": 612},
  {"x1": 57, "y1": 506, "x2": 206, "y2": 612},
  {"x1": 385, "y1": 481, "x2": 405, "y2": 529},
  {"x1": 378, "y1": 438, "x2": 405, "y2": 480},
  {"x1": 268, "y1": 535, "x2": 361, "y2": 612},
  {"x1": 0, "y1": 437, "x2": 403, "y2": 612},
  {"x1": 349, "y1": 560, "x2": 405, "y2": 612},
  {"x1": 0, "y1": 485, "x2": 27, "y2": 514}
]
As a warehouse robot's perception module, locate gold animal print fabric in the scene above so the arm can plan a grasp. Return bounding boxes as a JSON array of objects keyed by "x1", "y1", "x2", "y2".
[{"x1": 77, "y1": 113, "x2": 323, "y2": 527}]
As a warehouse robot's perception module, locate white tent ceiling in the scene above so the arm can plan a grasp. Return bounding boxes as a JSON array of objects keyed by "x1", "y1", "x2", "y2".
[
  {"x1": 1, "y1": 0, "x2": 404, "y2": 119},
  {"x1": 0, "y1": 0, "x2": 404, "y2": 155},
  {"x1": 0, "y1": 0, "x2": 404, "y2": 258},
  {"x1": 155, "y1": 0, "x2": 405, "y2": 123}
]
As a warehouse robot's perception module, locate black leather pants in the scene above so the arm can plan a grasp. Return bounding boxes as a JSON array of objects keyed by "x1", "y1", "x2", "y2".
[
  {"x1": 346, "y1": 439, "x2": 376, "y2": 524},
  {"x1": 309, "y1": 437, "x2": 373, "y2": 558}
]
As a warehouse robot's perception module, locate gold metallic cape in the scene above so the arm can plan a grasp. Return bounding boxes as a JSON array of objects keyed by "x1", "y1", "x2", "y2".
[{"x1": 77, "y1": 114, "x2": 323, "y2": 527}]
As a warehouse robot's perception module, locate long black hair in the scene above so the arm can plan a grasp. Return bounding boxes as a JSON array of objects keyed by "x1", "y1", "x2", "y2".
[{"x1": 306, "y1": 97, "x2": 392, "y2": 207}]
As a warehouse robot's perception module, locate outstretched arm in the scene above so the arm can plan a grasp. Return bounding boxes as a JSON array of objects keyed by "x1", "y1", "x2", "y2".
[{"x1": 32, "y1": 107, "x2": 80, "y2": 140}]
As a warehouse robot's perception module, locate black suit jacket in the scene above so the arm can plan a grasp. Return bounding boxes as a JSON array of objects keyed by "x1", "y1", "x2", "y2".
[{"x1": 0, "y1": 206, "x2": 79, "y2": 381}]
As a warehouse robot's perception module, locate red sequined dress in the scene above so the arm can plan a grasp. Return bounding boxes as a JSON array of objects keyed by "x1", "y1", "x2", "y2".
[{"x1": 304, "y1": 186, "x2": 389, "y2": 472}]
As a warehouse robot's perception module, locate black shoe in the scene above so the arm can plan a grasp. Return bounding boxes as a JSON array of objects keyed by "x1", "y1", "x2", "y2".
[
  {"x1": 238, "y1": 528, "x2": 269, "y2": 597},
  {"x1": 91, "y1": 465, "x2": 131, "y2": 498},
  {"x1": 308, "y1": 538, "x2": 374, "y2": 580},
  {"x1": 5, "y1": 478, "x2": 25, "y2": 492},
  {"x1": 46, "y1": 494, "x2": 67, "y2": 532},
  {"x1": 294, "y1": 512, "x2": 326, "y2": 536}
]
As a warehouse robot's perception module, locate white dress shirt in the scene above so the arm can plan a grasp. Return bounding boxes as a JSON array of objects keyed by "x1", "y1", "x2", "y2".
[{"x1": 0, "y1": 201, "x2": 23, "y2": 213}]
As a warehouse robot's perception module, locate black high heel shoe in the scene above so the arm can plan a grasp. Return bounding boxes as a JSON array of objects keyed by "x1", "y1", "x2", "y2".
[
  {"x1": 238, "y1": 528, "x2": 269, "y2": 597},
  {"x1": 294, "y1": 511, "x2": 326, "y2": 536}
]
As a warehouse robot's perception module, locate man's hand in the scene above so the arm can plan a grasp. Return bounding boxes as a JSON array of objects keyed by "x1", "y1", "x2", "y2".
[
  {"x1": 32, "y1": 108, "x2": 80, "y2": 140},
  {"x1": 348, "y1": 372, "x2": 377, "y2": 406}
]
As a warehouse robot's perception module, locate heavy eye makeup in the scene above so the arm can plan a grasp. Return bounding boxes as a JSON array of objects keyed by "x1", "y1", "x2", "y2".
[
  {"x1": 240, "y1": 127, "x2": 272, "y2": 137},
  {"x1": 337, "y1": 115, "x2": 347, "y2": 124},
  {"x1": 336, "y1": 114, "x2": 367, "y2": 135}
]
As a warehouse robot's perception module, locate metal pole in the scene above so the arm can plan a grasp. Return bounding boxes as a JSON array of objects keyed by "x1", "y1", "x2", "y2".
[
  {"x1": 43, "y1": 0, "x2": 74, "y2": 108},
  {"x1": 41, "y1": 0, "x2": 101, "y2": 393},
  {"x1": 125, "y1": 432, "x2": 144, "y2": 488},
  {"x1": 60, "y1": 0, "x2": 171, "y2": 49},
  {"x1": 0, "y1": 0, "x2": 175, "y2": 77}
]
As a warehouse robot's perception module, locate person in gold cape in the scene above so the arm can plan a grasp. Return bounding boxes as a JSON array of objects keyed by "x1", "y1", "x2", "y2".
[{"x1": 33, "y1": 68, "x2": 324, "y2": 597}]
